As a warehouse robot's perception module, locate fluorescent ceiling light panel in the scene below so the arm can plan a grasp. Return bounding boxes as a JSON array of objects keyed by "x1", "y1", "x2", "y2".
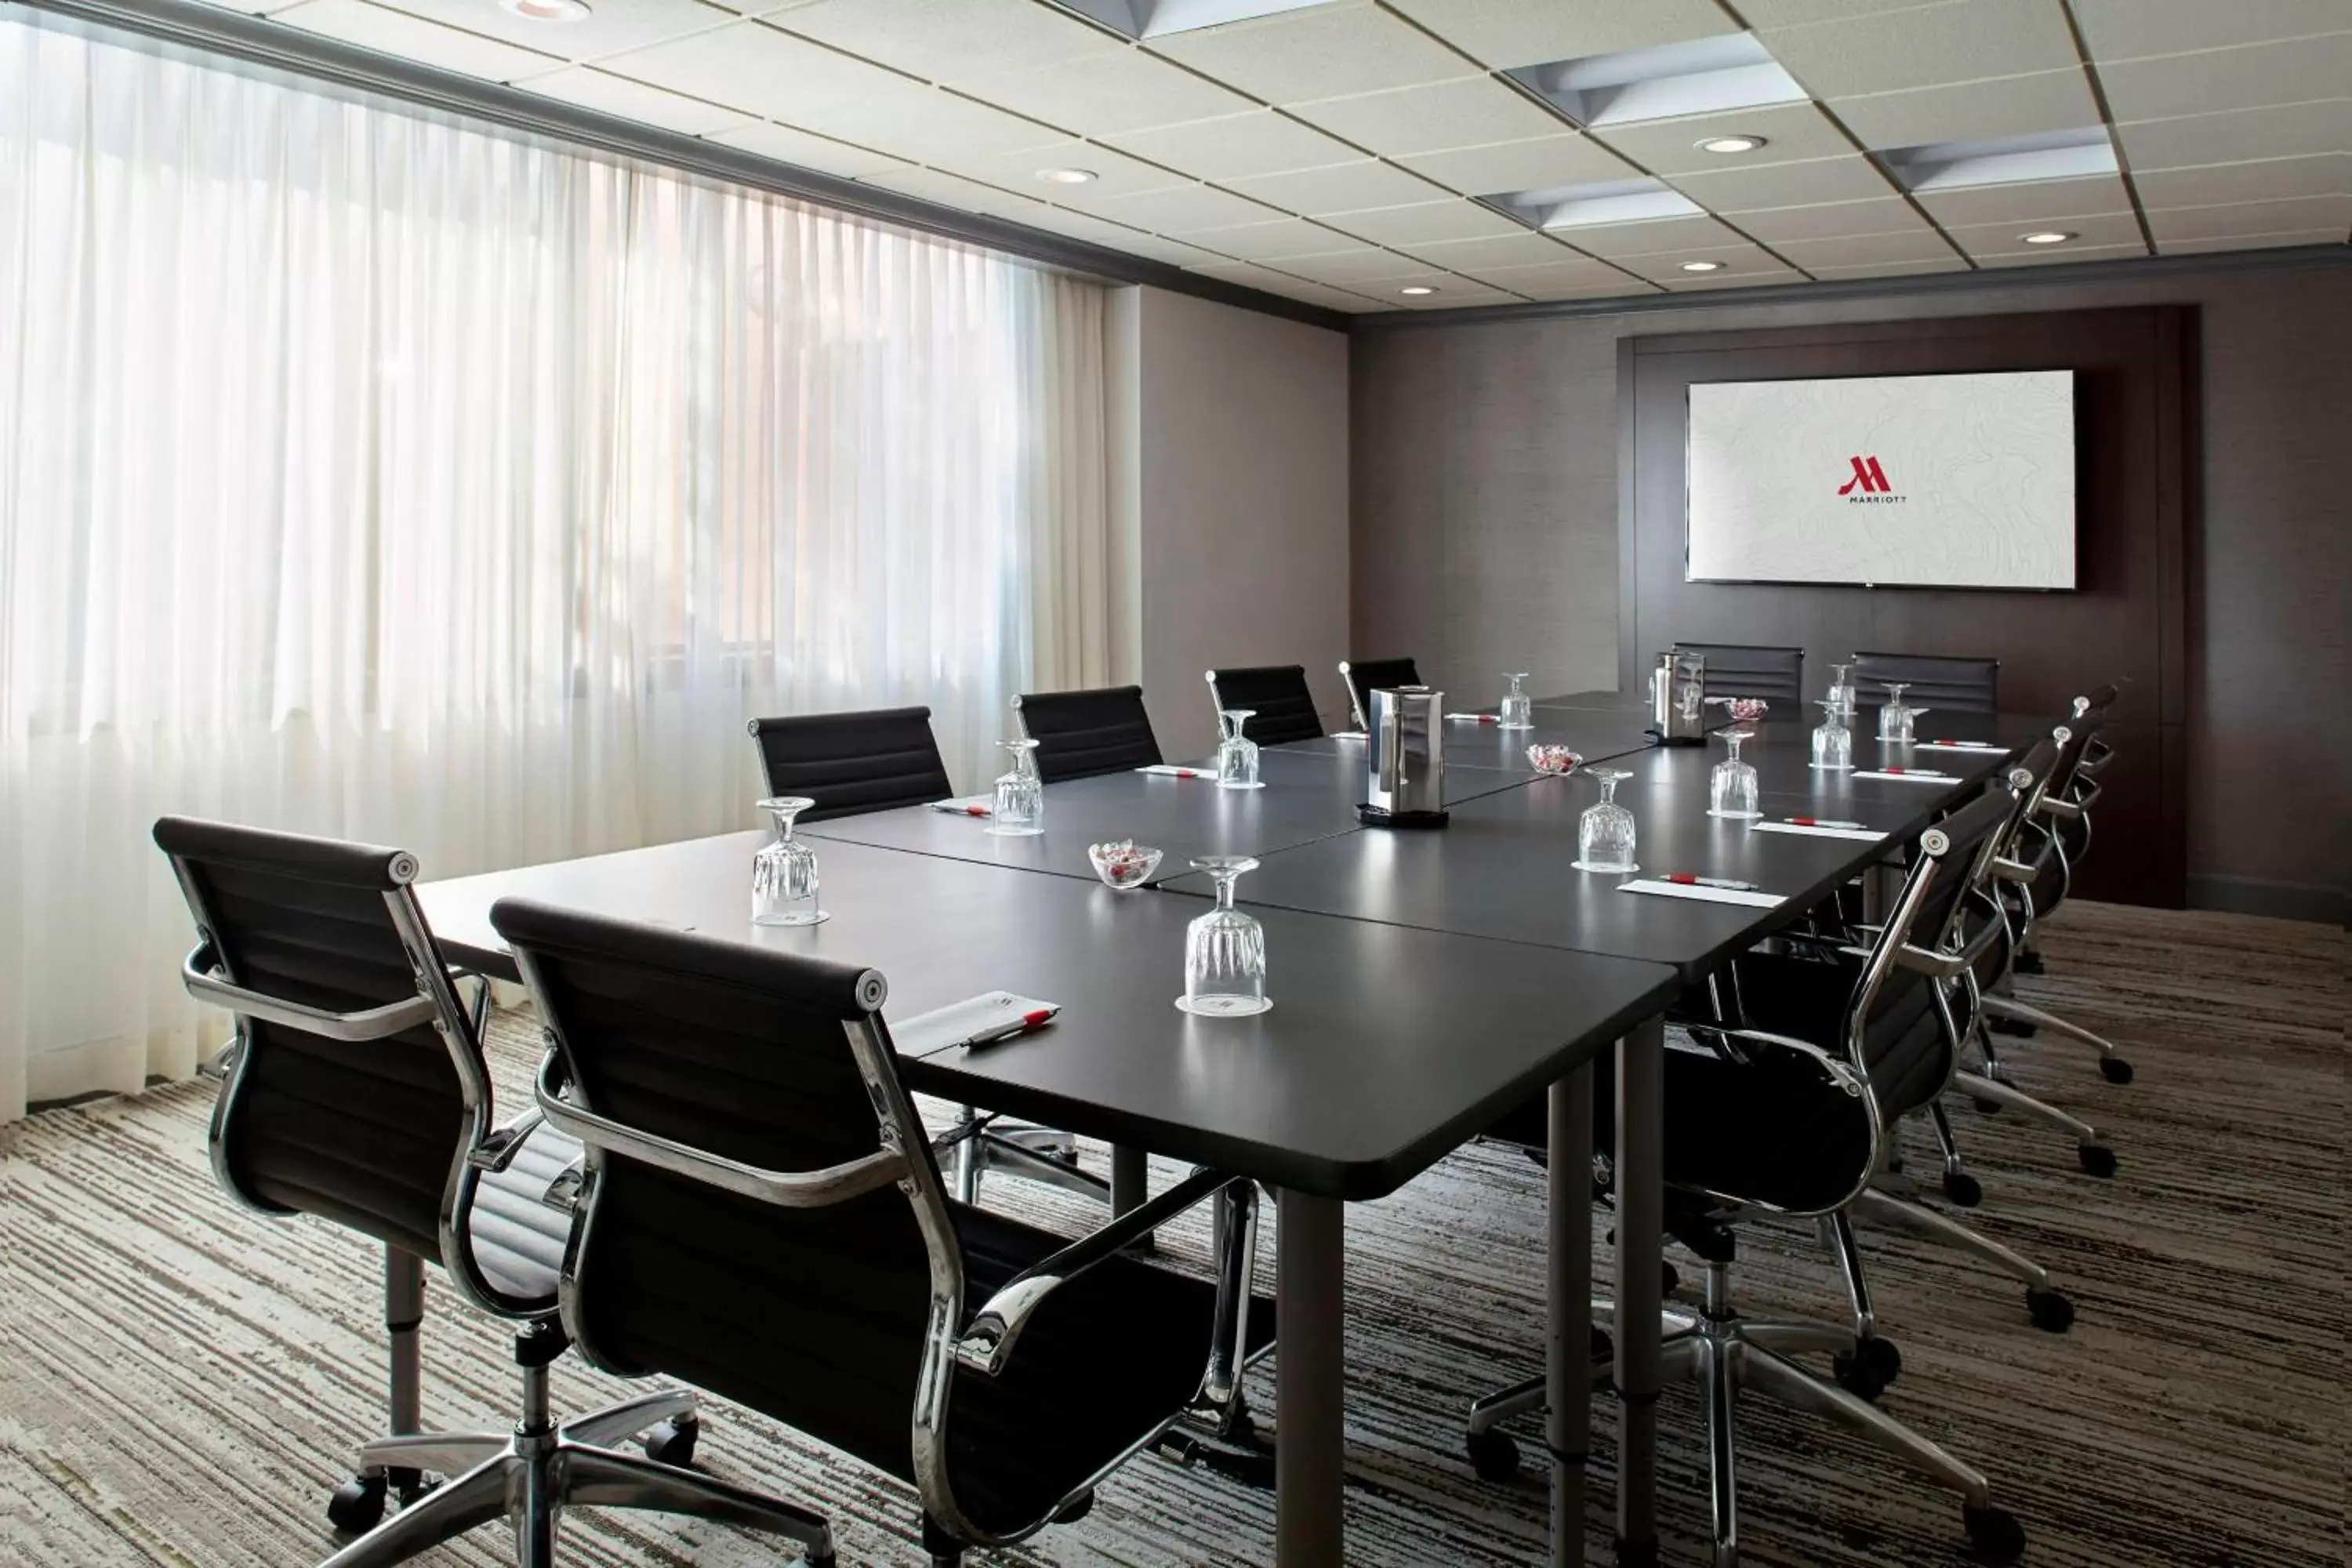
[
  {"x1": 1051, "y1": 0, "x2": 1340, "y2": 41},
  {"x1": 1879, "y1": 127, "x2": 2119, "y2": 193},
  {"x1": 1506, "y1": 34, "x2": 1806, "y2": 128},
  {"x1": 1479, "y1": 176, "x2": 1703, "y2": 231}
]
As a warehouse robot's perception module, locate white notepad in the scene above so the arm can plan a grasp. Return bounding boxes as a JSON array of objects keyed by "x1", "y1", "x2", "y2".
[
  {"x1": 1443, "y1": 713, "x2": 1501, "y2": 723},
  {"x1": 1329, "y1": 731, "x2": 1368, "y2": 742},
  {"x1": 1135, "y1": 764, "x2": 1214, "y2": 779},
  {"x1": 1748, "y1": 822, "x2": 1885, "y2": 842},
  {"x1": 929, "y1": 796, "x2": 995, "y2": 816},
  {"x1": 891, "y1": 993, "x2": 1062, "y2": 1057},
  {"x1": 1850, "y1": 770, "x2": 1959, "y2": 783},
  {"x1": 1911, "y1": 742, "x2": 2006, "y2": 753},
  {"x1": 1617, "y1": 880, "x2": 1786, "y2": 909}
]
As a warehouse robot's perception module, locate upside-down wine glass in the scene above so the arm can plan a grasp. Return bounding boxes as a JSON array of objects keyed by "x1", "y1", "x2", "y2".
[
  {"x1": 1709, "y1": 729, "x2": 1760, "y2": 819},
  {"x1": 1811, "y1": 699, "x2": 1854, "y2": 771},
  {"x1": 988, "y1": 739, "x2": 1044, "y2": 836},
  {"x1": 1574, "y1": 768, "x2": 1638, "y2": 873},
  {"x1": 751, "y1": 797, "x2": 826, "y2": 926},
  {"x1": 1826, "y1": 662, "x2": 1858, "y2": 720},
  {"x1": 1878, "y1": 683, "x2": 1927, "y2": 745},
  {"x1": 1178, "y1": 855, "x2": 1271, "y2": 1017},
  {"x1": 1498, "y1": 672, "x2": 1534, "y2": 730},
  {"x1": 1216, "y1": 709, "x2": 1261, "y2": 789}
]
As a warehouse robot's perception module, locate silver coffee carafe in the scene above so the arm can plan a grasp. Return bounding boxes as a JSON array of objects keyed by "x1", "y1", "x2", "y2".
[
  {"x1": 1360, "y1": 685, "x2": 1449, "y2": 827},
  {"x1": 1650, "y1": 650, "x2": 1708, "y2": 746}
]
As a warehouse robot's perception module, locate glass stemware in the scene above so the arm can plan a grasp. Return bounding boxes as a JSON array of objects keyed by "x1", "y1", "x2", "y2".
[
  {"x1": 1709, "y1": 729, "x2": 1760, "y2": 819},
  {"x1": 1825, "y1": 662, "x2": 1858, "y2": 720},
  {"x1": 1811, "y1": 699, "x2": 1854, "y2": 771},
  {"x1": 751, "y1": 797, "x2": 826, "y2": 926},
  {"x1": 1216, "y1": 708, "x2": 1261, "y2": 790},
  {"x1": 1574, "y1": 768, "x2": 1638, "y2": 873},
  {"x1": 1178, "y1": 855, "x2": 1271, "y2": 1017},
  {"x1": 1877, "y1": 682, "x2": 1928, "y2": 745},
  {"x1": 1498, "y1": 672, "x2": 1533, "y2": 730},
  {"x1": 988, "y1": 738, "x2": 1044, "y2": 836}
]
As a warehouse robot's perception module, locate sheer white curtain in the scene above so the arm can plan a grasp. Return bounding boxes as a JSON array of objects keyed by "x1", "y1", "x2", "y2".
[{"x1": 0, "y1": 19, "x2": 1112, "y2": 1121}]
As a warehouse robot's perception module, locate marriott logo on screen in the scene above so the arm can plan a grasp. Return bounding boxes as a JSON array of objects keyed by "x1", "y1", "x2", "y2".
[{"x1": 1837, "y1": 456, "x2": 1904, "y2": 502}]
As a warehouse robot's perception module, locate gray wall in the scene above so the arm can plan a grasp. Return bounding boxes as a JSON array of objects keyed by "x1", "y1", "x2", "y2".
[
  {"x1": 1351, "y1": 257, "x2": 2350, "y2": 921},
  {"x1": 1127, "y1": 286, "x2": 1352, "y2": 760}
]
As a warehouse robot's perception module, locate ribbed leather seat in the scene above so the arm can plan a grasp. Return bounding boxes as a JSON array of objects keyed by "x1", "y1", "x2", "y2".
[
  {"x1": 1338, "y1": 657, "x2": 1421, "y2": 731},
  {"x1": 1851, "y1": 652, "x2": 2001, "y2": 715},
  {"x1": 1674, "y1": 643, "x2": 1805, "y2": 706},
  {"x1": 748, "y1": 707, "x2": 954, "y2": 822},
  {"x1": 1013, "y1": 685, "x2": 1163, "y2": 782},
  {"x1": 1204, "y1": 665, "x2": 1324, "y2": 746}
]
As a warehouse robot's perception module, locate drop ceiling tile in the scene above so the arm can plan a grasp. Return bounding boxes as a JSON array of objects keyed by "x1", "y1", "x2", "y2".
[
  {"x1": 1511, "y1": 275, "x2": 1660, "y2": 300},
  {"x1": 1828, "y1": 70, "x2": 2101, "y2": 151},
  {"x1": 1914, "y1": 173, "x2": 2132, "y2": 227},
  {"x1": 1087, "y1": 181, "x2": 1290, "y2": 234},
  {"x1": 515, "y1": 66, "x2": 753, "y2": 136},
  {"x1": 1807, "y1": 253, "x2": 1973, "y2": 278},
  {"x1": 2117, "y1": 102, "x2": 2352, "y2": 172},
  {"x1": 704, "y1": 120, "x2": 911, "y2": 180},
  {"x1": 2157, "y1": 228, "x2": 2350, "y2": 256},
  {"x1": 1614, "y1": 239, "x2": 1793, "y2": 282},
  {"x1": 1661, "y1": 266, "x2": 1810, "y2": 291},
  {"x1": 1380, "y1": 0, "x2": 1736, "y2": 71},
  {"x1": 1102, "y1": 112, "x2": 1364, "y2": 181},
  {"x1": 1223, "y1": 158, "x2": 1446, "y2": 215},
  {"x1": 1395, "y1": 134, "x2": 1640, "y2": 196},
  {"x1": 1757, "y1": 0, "x2": 2082, "y2": 97},
  {"x1": 187, "y1": 0, "x2": 306, "y2": 13},
  {"x1": 371, "y1": 0, "x2": 728, "y2": 62},
  {"x1": 2098, "y1": 35, "x2": 2352, "y2": 122},
  {"x1": 1147, "y1": 2, "x2": 1479, "y2": 103},
  {"x1": 1774, "y1": 227, "x2": 1964, "y2": 267},
  {"x1": 1177, "y1": 217, "x2": 1370, "y2": 261},
  {"x1": 1285, "y1": 78, "x2": 1570, "y2": 157},
  {"x1": 1316, "y1": 198, "x2": 1532, "y2": 245},
  {"x1": 2134, "y1": 155, "x2": 2349, "y2": 210},
  {"x1": 1946, "y1": 211, "x2": 2147, "y2": 256},
  {"x1": 928, "y1": 139, "x2": 1187, "y2": 201},
  {"x1": 1736, "y1": 196, "x2": 1934, "y2": 242},
  {"x1": 1013, "y1": 213, "x2": 1229, "y2": 267},
  {"x1": 274, "y1": 0, "x2": 561, "y2": 80},
  {"x1": 599, "y1": 20, "x2": 912, "y2": 123},
  {"x1": 1561, "y1": 213, "x2": 1744, "y2": 257},
  {"x1": 1736, "y1": 0, "x2": 1969, "y2": 25},
  {"x1": 855, "y1": 166, "x2": 1046, "y2": 217},
  {"x1": 2144, "y1": 194, "x2": 2352, "y2": 241},
  {"x1": 769, "y1": 0, "x2": 1121, "y2": 84},
  {"x1": 953, "y1": 47, "x2": 1258, "y2": 136},
  {"x1": 1472, "y1": 256, "x2": 1644, "y2": 292},
  {"x1": 1589, "y1": 100, "x2": 1860, "y2": 176},
  {"x1": 1390, "y1": 276, "x2": 1526, "y2": 308},
  {"x1": 1396, "y1": 230, "x2": 1594, "y2": 271},
  {"x1": 1177, "y1": 260, "x2": 1383, "y2": 311},
  {"x1": 1667, "y1": 154, "x2": 1897, "y2": 211},
  {"x1": 2070, "y1": 0, "x2": 2350, "y2": 61},
  {"x1": 1265, "y1": 247, "x2": 1442, "y2": 284},
  {"x1": 1976, "y1": 241, "x2": 2150, "y2": 267}
]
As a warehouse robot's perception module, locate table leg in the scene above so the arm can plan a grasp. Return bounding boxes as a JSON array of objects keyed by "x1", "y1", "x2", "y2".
[
  {"x1": 1549, "y1": 1062, "x2": 1595, "y2": 1567},
  {"x1": 1276, "y1": 1189, "x2": 1345, "y2": 1566},
  {"x1": 1112, "y1": 1144, "x2": 1156, "y2": 1252},
  {"x1": 1615, "y1": 1015, "x2": 1665, "y2": 1566}
]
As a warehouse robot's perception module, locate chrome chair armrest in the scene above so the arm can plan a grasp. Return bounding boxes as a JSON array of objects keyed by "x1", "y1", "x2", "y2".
[
  {"x1": 1894, "y1": 941, "x2": 1973, "y2": 978},
  {"x1": 954, "y1": 1166, "x2": 1240, "y2": 1378},
  {"x1": 1757, "y1": 929, "x2": 1875, "y2": 962},
  {"x1": 467, "y1": 1109, "x2": 546, "y2": 1174},
  {"x1": 1679, "y1": 1022, "x2": 1867, "y2": 1094},
  {"x1": 1991, "y1": 855, "x2": 2040, "y2": 884},
  {"x1": 195, "y1": 1033, "x2": 244, "y2": 1083},
  {"x1": 2039, "y1": 794, "x2": 2086, "y2": 822},
  {"x1": 180, "y1": 942, "x2": 437, "y2": 1041}
]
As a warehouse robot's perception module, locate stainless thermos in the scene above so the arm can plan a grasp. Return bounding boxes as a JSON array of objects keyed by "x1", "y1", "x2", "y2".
[
  {"x1": 1650, "y1": 650, "x2": 1709, "y2": 746},
  {"x1": 1360, "y1": 685, "x2": 1449, "y2": 827}
]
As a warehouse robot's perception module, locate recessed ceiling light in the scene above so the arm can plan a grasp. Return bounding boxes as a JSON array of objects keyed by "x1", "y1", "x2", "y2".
[
  {"x1": 499, "y1": 0, "x2": 590, "y2": 20},
  {"x1": 1037, "y1": 168, "x2": 1098, "y2": 186},
  {"x1": 1399, "y1": 285, "x2": 1437, "y2": 296},
  {"x1": 2020, "y1": 230, "x2": 2075, "y2": 245},
  {"x1": 1679, "y1": 260, "x2": 1724, "y2": 273},
  {"x1": 1696, "y1": 134, "x2": 1766, "y2": 154}
]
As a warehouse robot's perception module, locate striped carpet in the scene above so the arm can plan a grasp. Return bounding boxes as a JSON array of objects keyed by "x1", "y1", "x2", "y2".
[{"x1": 0, "y1": 902, "x2": 2342, "y2": 1566}]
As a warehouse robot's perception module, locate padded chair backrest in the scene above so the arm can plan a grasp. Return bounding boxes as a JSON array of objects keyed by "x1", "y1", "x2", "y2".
[
  {"x1": 747, "y1": 707, "x2": 953, "y2": 822},
  {"x1": 1673, "y1": 643, "x2": 1803, "y2": 706},
  {"x1": 151, "y1": 817, "x2": 478, "y2": 1265},
  {"x1": 1338, "y1": 658, "x2": 1421, "y2": 731},
  {"x1": 1849, "y1": 652, "x2": 2000, "y2": 715},
  {"x1": 1013, "y1": 685, "x2": 1162, "y2": 782},
  {"x1": 1205, "y1": 665, "x2": 1323, "y2": 746},
  {"x1": 493, "y1": 898, "x2": 946, "y2": 1488}
]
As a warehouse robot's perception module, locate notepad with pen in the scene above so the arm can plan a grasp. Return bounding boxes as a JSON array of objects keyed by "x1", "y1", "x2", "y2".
[{"x1": 890, "y1": 993, "x2": 1062, "y2": 1057}]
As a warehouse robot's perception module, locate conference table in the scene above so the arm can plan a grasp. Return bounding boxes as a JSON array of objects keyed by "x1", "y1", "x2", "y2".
[{"x1": 415, "y1": 692, "x2": 2034, "y2": 1567}]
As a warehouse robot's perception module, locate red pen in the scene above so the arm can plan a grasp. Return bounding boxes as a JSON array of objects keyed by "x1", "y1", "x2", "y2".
[
  {"x1": 1790, "y1": 817, "x2": 1868, "y2": 829},
  {"x1": 967, "y1": 1008, "x2": 1057, "y2": 1051},
  {"x1": 1664, "y1": 873, "x2": 1761, "y2": 891}
]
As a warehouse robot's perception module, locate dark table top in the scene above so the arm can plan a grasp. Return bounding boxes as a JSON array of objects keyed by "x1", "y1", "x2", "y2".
[
  {"x1": 1604, "y1": 713, "x2": 2038, "y2": 811},
  {"x1": 417, "y1": 832, "x2": 1679, "y2": 1200}
]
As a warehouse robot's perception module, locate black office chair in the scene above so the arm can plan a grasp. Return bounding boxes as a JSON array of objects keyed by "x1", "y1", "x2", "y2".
[
  {"x1": 491, "y1": 898, "x2": 1275, "y2": 1567},
  {"x1": 1203, "y1": 665, "x2": 1323, "y2": 746},
  {"x1": 1465, "y1": 788, "x2": 2027, "y2": 1566},
  {"x1": 1674, "y1": 641, "x2": 1804, "y2": 706},
  {"x1": 152, "y1": 818, "x2": 753, "y2": 1568},
  {"x1": 1337, "y1": 657, "x2": 1421, "y2": 732},
  {"x1": 746, "y1": 706, "x2": 954, "y2": 822},
  {"x1": 1849, "y1": 652, "x2": 2001, "y2": 715},
  {"x1": 1012, "y1": 685, "x2": 1162, "y2": 782}
]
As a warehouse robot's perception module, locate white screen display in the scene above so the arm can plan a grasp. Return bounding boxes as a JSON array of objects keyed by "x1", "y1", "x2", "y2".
[{"x1": 1685, "y1": 370, "x2": 2076, "y2": 590}]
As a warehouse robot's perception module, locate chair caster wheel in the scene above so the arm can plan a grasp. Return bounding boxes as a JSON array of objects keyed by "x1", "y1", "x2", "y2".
[
  {"x1": 2100, "y1": 1057, "x2": 2134, "y2": 1085},
  {"x1": 1833, "y1": 1334, "x2": 1901, "y2": 1400},
  {"x1": 1465, "y1": 1428, "x2": 1522, "y2": 1483},
  {"x1": 1973, "y1": 1097, "x2": 2003, "y2": 1115},
  {"x1": 2025, "y1": 1287, "x2": 2074, "y2": 1333},
  {"x1": 644, "y1": 1415, "x2": 699, "y2": 1468},
  {"x1": 1943, "y1": 1171, "x2": 1983, "y2": 1208},
  {"x1": 2078, "y1": 1143, "x2": 2118, "y2": 1178},
  {"x1": 1962, "y1": 1502, "x2": 2026, "y2": 1563},
  {"x1": 327, "y1": 1473, "x2": 388, "y2": 1535}
]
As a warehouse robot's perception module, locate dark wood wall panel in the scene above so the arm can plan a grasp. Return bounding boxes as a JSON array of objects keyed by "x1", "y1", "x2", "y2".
[{"x1": 1619, "y1": 306, "x2": 2191, "y2": 906}]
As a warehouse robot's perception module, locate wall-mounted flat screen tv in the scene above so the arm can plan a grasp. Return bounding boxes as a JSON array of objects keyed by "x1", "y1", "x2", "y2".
[{"x1": 1685, "y1": 369, "x2": 2077, "y2": 590}]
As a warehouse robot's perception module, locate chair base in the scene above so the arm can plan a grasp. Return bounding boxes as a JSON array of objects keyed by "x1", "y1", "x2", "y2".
[{"x1": 321, "y1": 1385, "x2": 833, "y2": 1568}]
